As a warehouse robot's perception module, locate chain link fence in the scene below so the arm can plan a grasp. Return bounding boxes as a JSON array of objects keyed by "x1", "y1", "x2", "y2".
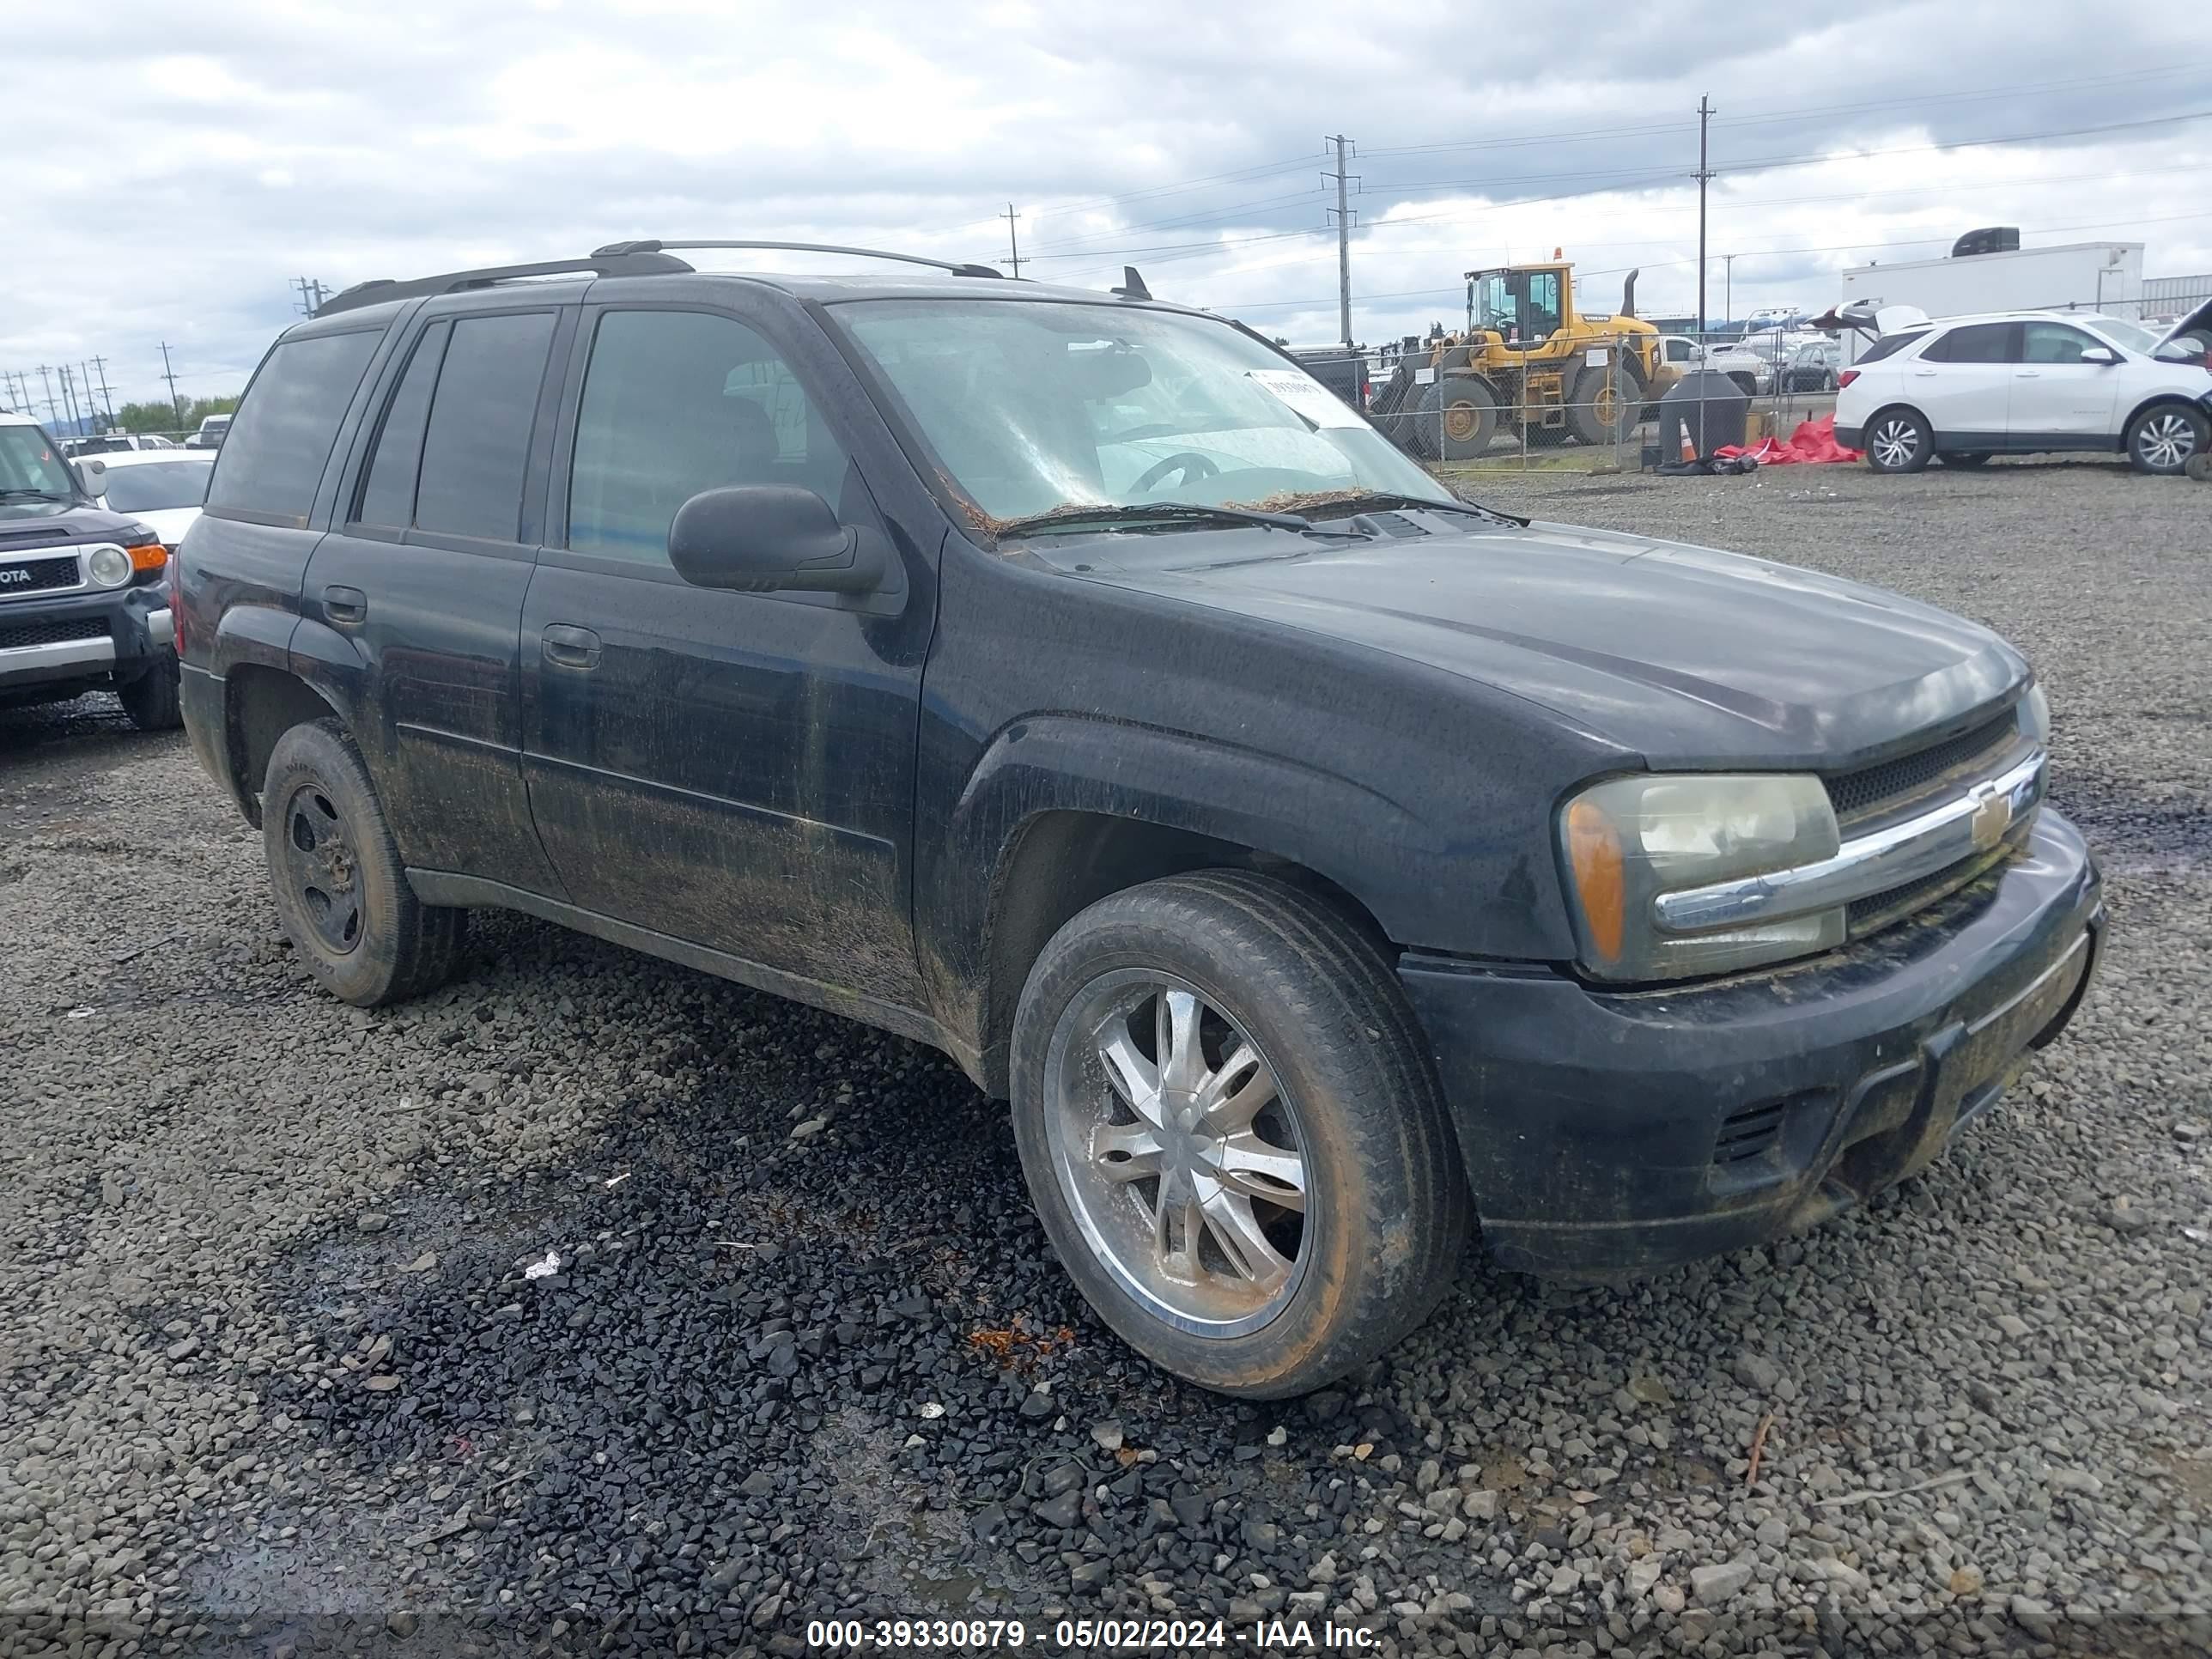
[{"x1": 1309, "y1": 322, "x2": 1846, "y2": 477}]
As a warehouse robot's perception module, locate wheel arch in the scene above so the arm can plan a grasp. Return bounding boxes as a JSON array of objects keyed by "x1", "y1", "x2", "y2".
[
  {"x1": 939, "y1": 716, "x2": 1421, "y2": 1095},
  {"x1": 2121, "y1": 392, "x2": 2209, "y2": 440},
  {"x1": 223, "y1": 664, "x2": 344, "y2": 829}
]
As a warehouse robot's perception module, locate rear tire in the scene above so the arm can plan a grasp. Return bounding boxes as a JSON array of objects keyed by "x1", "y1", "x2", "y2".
[
  {"x1": 1569, "y1": 364, "x2": 1638, "y2": 447},
  {"x1": 2126, "y1": 403, "x2": 2208, "y2": 475},
  {"x1": 261, "y1": 719, "x2": 468, "y2": 1007},
  {"x1": 1009, "y1": 872, "x2": 1468, "y2": 1398},
  {"x1": 1864, "y1": 407, "x2": 1934, "y2": 473},
  {"x1": 117, "y1": 657, "x2": 183, "y2": 731}
]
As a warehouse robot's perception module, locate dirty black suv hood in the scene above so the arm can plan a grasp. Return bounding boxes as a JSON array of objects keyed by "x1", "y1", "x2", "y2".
[
  {"x1": 0, "y1": 495, "x2": 148, "y2": 545},
  {"x1": 1077, "y1": 514, "x2": 2027, "y2": 769}
]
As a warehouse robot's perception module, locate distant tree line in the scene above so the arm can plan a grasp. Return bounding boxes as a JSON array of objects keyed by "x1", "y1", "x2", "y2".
[{"x1": 114, "y1": 394, "x2": 240, "y2": 434}]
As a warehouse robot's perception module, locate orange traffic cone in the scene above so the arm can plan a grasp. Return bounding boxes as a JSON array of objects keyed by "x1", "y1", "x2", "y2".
[{"x1": 1678, "y1": 424, "x2": 1698, "y2": 464}]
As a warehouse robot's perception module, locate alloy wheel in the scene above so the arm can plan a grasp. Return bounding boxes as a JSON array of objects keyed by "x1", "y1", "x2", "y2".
[
  {"x1": 2137, "y1": 412, "x2": 2200, "y2": 471},
  {"x1": 1045, "y1": 970, "x2": 1310, "y2": 1338},
  {"x1": 1870, "y1": 417, "x2": 1921, "y2": 469},
  {"x1": 280, "y1": 782, "x2": 363, "y2": 954}
]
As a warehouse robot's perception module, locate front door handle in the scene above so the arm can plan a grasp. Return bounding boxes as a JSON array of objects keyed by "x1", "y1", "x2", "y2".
[
  {"x1": 324, "y1": 585, "x2": 368, "y2": 625},
  {"x1": 541, "y1": 623, "x2": 601, "y2": 671},
  {"x1": 1911, "y1": 368, "x2": 1937, "y2": 377},
  {"x1": 2016, "y1": 370, "x2": 2042, "y2": 379}
]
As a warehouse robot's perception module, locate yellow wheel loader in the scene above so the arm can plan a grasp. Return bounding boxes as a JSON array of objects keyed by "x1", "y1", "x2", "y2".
[{"x1": 1372, "y1": 262, "x2": 1662, "y2": 462}]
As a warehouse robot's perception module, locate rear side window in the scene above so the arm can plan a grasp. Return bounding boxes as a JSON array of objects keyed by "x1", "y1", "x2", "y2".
[
  {"x1": 1921, "y1": 323, "x2": 2015, "y2": 364},
  {"x1": 355, "y1": 322, "x2": 450, "y2": 529},
  {"x1": 1856, "y1": 331, "x2": 1928, "y2": 365},
  {"x1": 206, "y1": 331, "x2": 380, "y2": 523},
  {"x1": 413, "y1": 313, "x2": 556, "y2": 542}
]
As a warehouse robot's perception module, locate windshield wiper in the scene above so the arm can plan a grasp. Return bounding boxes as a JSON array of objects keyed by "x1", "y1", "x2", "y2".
[
  {"x1": 997, "y1": 502, "x2": 1317, "y2": 538},
  {"x1": 1308, "y1": 490, "x2": 1527, "y2": 527},
  {"x1": 0, "y1": 488, "x2": 72, "y2": 502}
]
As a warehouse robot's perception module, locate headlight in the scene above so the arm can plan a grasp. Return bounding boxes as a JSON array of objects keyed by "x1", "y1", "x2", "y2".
[
  {"x1": 87, "y1": 544, "x2": 132, "y2": 587},
  {"x1": 1559, "y1": 773, "x2": 1843, "y2": 981},
  {"x1": 2020, "y1": 683, "x2": 2050, "y2": 745}
]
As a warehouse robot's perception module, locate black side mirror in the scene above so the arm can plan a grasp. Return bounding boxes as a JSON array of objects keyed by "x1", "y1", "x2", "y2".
[{"x1": 667, "y1": 485, "x2": 886, "y2": 595}]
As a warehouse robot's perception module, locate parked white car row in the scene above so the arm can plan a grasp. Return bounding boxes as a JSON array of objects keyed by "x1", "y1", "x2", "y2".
[
  {"x1": 71, "y1": 447, "x2": 216, "y2": 548},
  {"x1": 1835, "y1": 301, "x2": 2212, "y2": 475}
]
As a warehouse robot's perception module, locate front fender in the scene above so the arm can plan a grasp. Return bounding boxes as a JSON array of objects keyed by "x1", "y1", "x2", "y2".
[{"x1": 955, "y1": 713, "x2": 1424, "y2": 927}]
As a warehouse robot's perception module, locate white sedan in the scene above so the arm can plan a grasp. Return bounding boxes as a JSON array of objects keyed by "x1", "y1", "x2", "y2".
[
  {"x1": 1836, "y1": 302, "x2": 2212, "y2": 475},
  {"x1": 75, "y1": 449, "x2": 216, "y2": 548}
]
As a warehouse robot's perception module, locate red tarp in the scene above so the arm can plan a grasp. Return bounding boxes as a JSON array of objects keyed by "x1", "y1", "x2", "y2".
[{"x1": 1715, "y1": 413, "x2": 1863, "y2": 465}]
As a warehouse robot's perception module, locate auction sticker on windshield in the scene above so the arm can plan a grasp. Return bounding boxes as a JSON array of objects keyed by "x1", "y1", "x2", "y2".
[{"x1": 1245, "y1": 369, "x2": 1361, "y2": 428}]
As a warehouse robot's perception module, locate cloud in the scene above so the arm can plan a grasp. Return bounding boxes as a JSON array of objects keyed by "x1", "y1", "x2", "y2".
[{"x1": 1, "y1": 0, "x2": 2204, "y2": 412}]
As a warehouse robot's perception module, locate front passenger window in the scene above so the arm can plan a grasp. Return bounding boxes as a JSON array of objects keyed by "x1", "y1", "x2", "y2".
[
  {"x1": 568, "y1": 310, "x2": 849, "y2": 564},
  {"x1": 2021, "y1": 324, "x2": 2096, "y2": 365}
]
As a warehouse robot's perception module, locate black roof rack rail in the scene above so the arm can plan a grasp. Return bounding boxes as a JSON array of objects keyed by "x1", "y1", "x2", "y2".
[
  {"x1": 592, "y1": 240, "x2": 1006, "y2": 280},
  {"x1": 313, "y1": 251, "x2": 696, "y2": 318}
]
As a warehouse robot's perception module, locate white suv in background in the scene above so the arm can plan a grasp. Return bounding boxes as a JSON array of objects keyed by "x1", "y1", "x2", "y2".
[{"x1": 1835, "y1": 302, "x2": 2212, "y2": 475}]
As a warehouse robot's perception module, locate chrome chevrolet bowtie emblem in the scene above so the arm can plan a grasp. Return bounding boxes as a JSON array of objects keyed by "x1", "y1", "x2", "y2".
[{"x1": 1968, "y1": 781, "x2": 2011, "y2": 852}]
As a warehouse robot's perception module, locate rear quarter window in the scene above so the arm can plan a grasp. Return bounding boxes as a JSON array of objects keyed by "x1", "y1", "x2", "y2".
[
  {"x1": 1856, "y1": 331, "x2": 1929, "y2": 365},
  {"x1": 206, "y1": 330, "x2": 381, "y2": 525}
]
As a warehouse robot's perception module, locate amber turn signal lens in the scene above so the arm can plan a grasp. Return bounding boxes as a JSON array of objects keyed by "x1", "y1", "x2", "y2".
[
  {"x1": 1565, "y1": 798, "x2": 1626, "y2": 964},
  {"x1": 128, "y1": 543, "x2": 168, "y2": 574}
]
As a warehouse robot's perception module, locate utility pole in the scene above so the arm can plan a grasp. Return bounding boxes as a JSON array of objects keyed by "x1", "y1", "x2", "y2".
[
  {"x1": 1325, "y1": 134, "x2": 1358, "y2": 348},
  {"x1": 90, "y1": 356, "x2": 116, "y2": 427},
  {"x1": 1723, "y1": 253, "x2": 1736, "y2": 327},
  {"x1": 999, "y1": 206, "x2": 1023, "y2": 279},
  {"x1": 36, "y1": 365, "x2": 58, "y2": 425},
  {"x1": 58, "y1": 364, "x2": 82, "y2": 434},
  {"x1": 1695, "y1": 95, "x2": 1714, "y2": 337},
  {"x1": 82, "y1": 362, "x2": 105, "y2": 428},
  {"x1": 292, "y1": 276, "x2": 331, "y2": 316},
  {"x1": 159, "y1": 343, "x2": 185, "y2": 429}
]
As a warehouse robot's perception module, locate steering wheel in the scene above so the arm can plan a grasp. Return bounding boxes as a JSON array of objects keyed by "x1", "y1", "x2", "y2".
[{"x1": 1133, "y1": 452, "x2": 1220, "y2": 494}]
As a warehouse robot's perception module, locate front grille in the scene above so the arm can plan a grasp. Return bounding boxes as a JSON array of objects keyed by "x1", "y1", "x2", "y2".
[
  {"x1": 1825, "y1": 712, "x2": 2017, "y2": 827},
  {"x1": 0, "y1": 554, "x2": 81, "y2": 597},
  {"x1": 0, "y1": 616, "x2": 108, "y2": 651},
  {"x1": 1846, "y1": 846, "x2": 2010, "y2": 937}
]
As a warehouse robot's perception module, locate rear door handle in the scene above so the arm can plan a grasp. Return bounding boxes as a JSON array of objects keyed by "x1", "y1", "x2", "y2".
[
  {"x1": 324, "y1": 585, "x2": 368, "y2": 624},
  {"x1": 2016, "y1": 370, "x2": 2042, "y2": 379},
  {"x1": 541, "y1": 623, "x2": 601, "y2": 671}
]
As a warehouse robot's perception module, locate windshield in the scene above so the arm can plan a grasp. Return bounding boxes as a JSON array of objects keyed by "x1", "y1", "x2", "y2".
[
  {"x1": 832, "y1": 300, "x2": 1453, "y2": 523},
  {"x1": 2083, "y1": 316, "x2": 2158, "y2": 354},
  {"x1": 100, "y1": 459, "x2": 214, "y2": 513},
  {"x1": 0, "y1": 424, "x2": 79, "y2": 500}
]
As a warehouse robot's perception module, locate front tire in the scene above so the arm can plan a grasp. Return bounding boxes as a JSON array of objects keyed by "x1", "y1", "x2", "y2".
[
  {"x1": 261, "y1": 719, "x2": 467, "y2": 1007},
  {"x1": 1569, "y1": 364, "x2": 1638, "y2": 447},
  {"x1": 1009, "y1": 872, "x2": 1468, "y2": 1398},
  {"x1": 1435, "y1": 380, "x2": 1498, "y2": 461},
  {"x1": 2126, "y1": 404, "x2": 2208, "y2": 475},
  {"x1": 1864, "y1": 407, "x2": 1934, "y2": 473},
  {"x1": 117, "y1": 657, "x2": 183, "y2": 731}
]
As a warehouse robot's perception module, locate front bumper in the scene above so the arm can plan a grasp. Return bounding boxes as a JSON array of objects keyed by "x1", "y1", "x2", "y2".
[
  {"x1": 0, "y1": 582, "x2": 172, "y2": 694},
  {"x1": 1401, "y1": 809, "x2": 2101, "y2": 1279}
]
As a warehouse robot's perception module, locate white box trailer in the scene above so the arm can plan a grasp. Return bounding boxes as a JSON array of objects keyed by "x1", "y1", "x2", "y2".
[{"x1": 1837, "y1": 242, "x2": 2143, "y2": 361}]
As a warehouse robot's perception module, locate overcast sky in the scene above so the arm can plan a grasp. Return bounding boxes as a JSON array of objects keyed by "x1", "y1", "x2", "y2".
[{"x1": 3, "y1": 0, "x2": 2205, "y2": 417}]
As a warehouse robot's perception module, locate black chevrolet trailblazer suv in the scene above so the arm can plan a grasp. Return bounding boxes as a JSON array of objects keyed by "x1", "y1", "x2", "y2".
[
  {"x1": 175, "y1": 243, "x2": 2102, "y2": 1396},
  {"x1": 1, "y1": 411, "x2": 183, "y2": 729}
]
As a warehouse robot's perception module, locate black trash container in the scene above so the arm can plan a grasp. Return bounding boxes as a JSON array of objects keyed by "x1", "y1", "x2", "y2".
[{"x1": 1657, "y1": 368, "x2": 1749, "y2": 460}]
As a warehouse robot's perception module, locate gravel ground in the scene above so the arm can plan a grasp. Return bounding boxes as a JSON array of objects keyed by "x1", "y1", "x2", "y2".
[{"x1": 3, "y1": 459, "x2": 2209, "y2": 1659}]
